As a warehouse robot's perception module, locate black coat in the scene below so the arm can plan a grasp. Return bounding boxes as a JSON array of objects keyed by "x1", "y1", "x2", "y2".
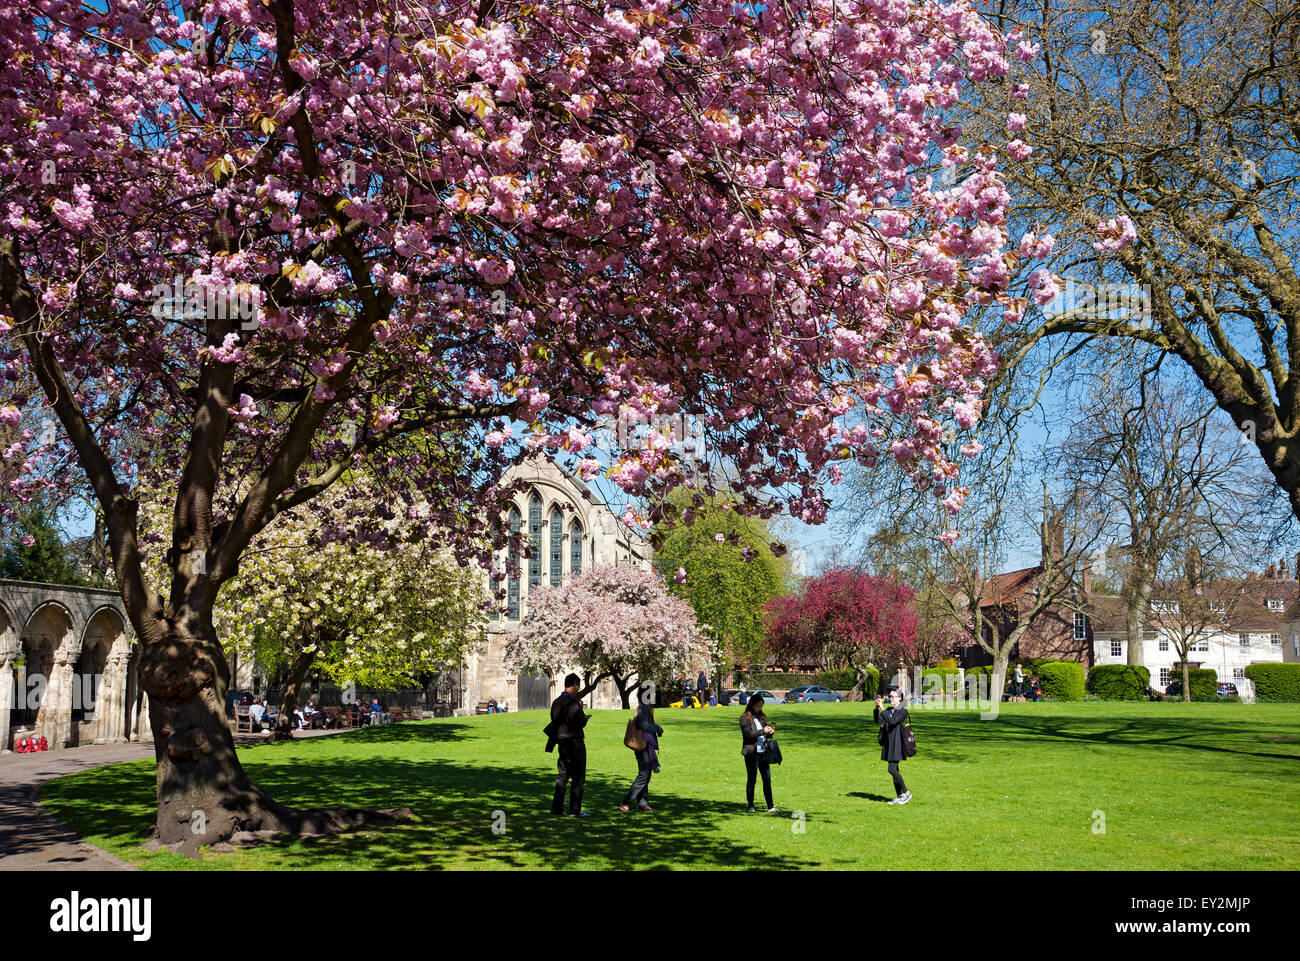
[
  {"x1": 544, "y1": 691, "x2": 588, "y2": 751},
  {"x1": 634, "y1": 703, "x2": 663, "y2": 736},
  {"x1": 740, "y1": 710, "x2": 770, "y2": 757},
  {"x1": 874, "y1": 704, "x2": 909, "y2": 763}
]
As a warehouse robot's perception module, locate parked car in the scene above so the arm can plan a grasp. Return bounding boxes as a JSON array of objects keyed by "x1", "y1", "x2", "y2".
[
  {"x1": 784, "y1": 685, "x2": 843, "y2": 703},
  {"x1": 733, "y1": 689, "x2": 780, "y2": 706},
  {"x1": 720, "y1": 689, "x2": 744, "y2": 706},
  {"x1": 1216, "y1": 682, "x2": 1239, "y2": 699}
]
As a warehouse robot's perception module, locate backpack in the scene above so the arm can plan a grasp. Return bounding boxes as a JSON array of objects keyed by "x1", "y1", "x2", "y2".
[{"x1": 901, "y1": 712, "x2": 917, "y2": 758}]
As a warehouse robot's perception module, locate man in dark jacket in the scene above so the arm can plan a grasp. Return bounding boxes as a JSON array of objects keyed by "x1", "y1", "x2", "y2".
[{"x1": 548, "y1": 673, "x2": 590, "y2": 816}]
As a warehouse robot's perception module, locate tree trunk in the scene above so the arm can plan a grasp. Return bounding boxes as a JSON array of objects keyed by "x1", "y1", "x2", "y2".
[
  {"x1": 272, "y1": 646, "x2": 317, "y2": 742},
  {"x1": 1181, "y1": 658, "x2": 1191, "y2": 703},
  {"x1": 1125, "y1": 577, "x2": 1153, "y2": 667},
  {"x1": 141, "y1": 622, "x2": 407, "y2": 856},
  {"x1": 989, "y1": 646, "x2": 1011, "y2": 706},
  {"x1": 612, "y1": 673, "x2": 638, "y2": 709}
]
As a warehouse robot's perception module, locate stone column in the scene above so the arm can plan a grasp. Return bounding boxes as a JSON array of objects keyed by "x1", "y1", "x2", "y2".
[
  {"x1": 100, "y1": 635, "x2": 133, "y2": 743},
  {"x1": 0, "y1": 642, "x2": 18, "y2": 754},
  {"x1": 47, "y1": 638, "x2": 79, "y2": 750}
]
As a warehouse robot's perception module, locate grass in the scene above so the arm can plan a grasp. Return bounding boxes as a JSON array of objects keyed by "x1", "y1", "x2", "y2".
[{"x1": 39, "y1": 701, "x2": 1300, "y2": 870}]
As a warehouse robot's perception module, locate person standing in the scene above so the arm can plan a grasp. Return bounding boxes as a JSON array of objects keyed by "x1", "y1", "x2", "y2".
[
  {"x1": 874, "y1": 686, "x2": 912, "y2": 804},
  {"x1": 1013, "y1": 662, "x2": 1025, "y2": 698},
  {"x1": 697, "y1": 669, "x2": 709, "y2": 704},
  {"x1": 740, "y1": 693, "x2": 779, "y2": 814},
  {"x1": 620, "y1": 699, "x2": 663, "y2": 813},
  {"x1": 548, "y1": 673, "x2": 590, "y2": 817}
]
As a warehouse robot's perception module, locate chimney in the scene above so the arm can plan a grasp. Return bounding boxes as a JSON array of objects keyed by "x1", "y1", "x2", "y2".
[
  {"x1": 1266, "y1": 561, "x2": 1277, "y2": 579},
  {"x1": 1279, "y1": 558, "x2": 1288, "y2": 580}
]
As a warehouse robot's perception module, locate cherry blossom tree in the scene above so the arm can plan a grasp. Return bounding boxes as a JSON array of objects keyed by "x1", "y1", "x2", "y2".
[
  {"x1": 141, "y1": 481, "x2": 488, "y2": 740},
  {"x1": 507, "y1": 566, "x2": 707, "y2": 708},
  {"x1": 2, "y1": 0, "x2": 1032, "y2": 850},
  {"x1": 764, "y1": 568, "x2": 918, "y2": 698}
]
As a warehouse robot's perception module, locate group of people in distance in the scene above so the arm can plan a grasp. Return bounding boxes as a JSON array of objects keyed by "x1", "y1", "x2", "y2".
[
  {"x1": 543, "y1": 673, "x2": 918, "y2": 816},
  {"x1": 1010, "y1": 663, "x2": 1043, "y2": 702}
]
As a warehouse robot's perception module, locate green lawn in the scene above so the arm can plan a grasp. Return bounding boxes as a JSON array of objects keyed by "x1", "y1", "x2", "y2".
[{"x1": 39, "y1": 701, "x2": 1300, "y2": 870}]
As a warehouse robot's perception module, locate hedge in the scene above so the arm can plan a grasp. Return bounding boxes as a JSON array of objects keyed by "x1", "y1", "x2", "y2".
[
  {"x1": 1166, "y1": 668, "x2": 1218, "y2": 701},
  {"x1": 745, "y1": 669, "x2": 875, "y2": 695},
  {"x1": 1037, "y1": 661, "x2": 1085, "y2": 701},
  {"x1": 1088, "y1": 665, "x2": 1152, "y2": 700},
  {"x1": 1244, "y1": 663, "x2": 1300, "y2": 702},
  {"x1": 919, "y1": 666, "x2": 963, "y2": 695}
]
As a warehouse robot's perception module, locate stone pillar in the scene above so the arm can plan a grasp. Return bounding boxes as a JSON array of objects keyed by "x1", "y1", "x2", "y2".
[
  {"x1": 0, "y1": 642, "x2": 18, "y2": 754},
  {"x1": 48, "y1": 641, "x2": 79, "y2": 750},
  {"x1": 94, "y1": 637, "x2": 131, "y2": 744}
]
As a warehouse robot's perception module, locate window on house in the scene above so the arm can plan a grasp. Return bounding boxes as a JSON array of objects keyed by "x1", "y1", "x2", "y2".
[
  {"x1": 1270, "y1": 633, "x2": 1281, "y2": 647},
  {"x1": 1209, "y1": 601, "x2": 1226, "y2": 614},
  {"x1": 1158, "y1": 638, "x2": 1169, "y2": 652},
  {"x1": 1197, "y1": 639, "x2": 1210, "y2": 652},
  {"x1": 1234, "y1": 667, "x2": 1246, "y2": 681},
  {"x1": 1239, "y1": 633, "x2": 1250, "y2": 651},
  {"x1": 1073, "y1": 612, "x2": 1087, "y2": 640},
  {"x1": 1110, "y1": 640, "x2": 1122, "y2": 658},
  {"x1": 1159, "y1": 668, "x2": 1169, "y2": 687},
  {"x1": 1151, "y1": 600, "x2": 1180, "y2": 614},
  {"x1": 1268, "y1": 598, "x2": 1285, "y2": 612}
]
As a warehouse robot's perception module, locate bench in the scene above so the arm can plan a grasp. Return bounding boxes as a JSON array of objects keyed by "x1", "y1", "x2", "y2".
[
  {"x1": 389, "y1": 708, "x2": 407, "y2": 723},
  {"x1": 233, "y1": 704, "x2": 254, "y2": 734}
]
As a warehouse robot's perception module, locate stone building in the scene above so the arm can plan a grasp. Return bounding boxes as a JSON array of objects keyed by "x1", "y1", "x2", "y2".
[
  {"x1": 459, "y1": 456, "x2": 653, "y2": 713},
  {"x1": 0, "y1": 579, "x2": 149, "y2": 753}
]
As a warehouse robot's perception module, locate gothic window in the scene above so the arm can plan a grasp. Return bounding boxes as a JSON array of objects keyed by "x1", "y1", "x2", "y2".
[
  {"x1": 528, "y1": 493, "x2": 543, "y2": 590},
  {"x1": 550, "y1": 507, "x2": 564, "y2": 587},
  {"x1": 507, "y1": 507, "x2": 521, "y2": 620},
  {"x1": 570, "y1": 520, "x2": 583, "y2": 577}
]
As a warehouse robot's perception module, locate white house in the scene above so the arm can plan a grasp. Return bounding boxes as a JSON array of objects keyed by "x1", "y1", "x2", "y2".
[{"x1": 1089, "y1": 572, "x2": 1294, "y2": 691}]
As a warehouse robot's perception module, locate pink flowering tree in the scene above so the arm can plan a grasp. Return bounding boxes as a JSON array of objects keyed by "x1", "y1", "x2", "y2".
[
  {"x1": 1, "y1": 0, "x2": 1032, "y2": 850},
  {"x1": 506, "y1": 566, "x2": 707, "y2": 708},
  {"x1": 765, "y1": 569, "x2": 918, "y2": 698}
]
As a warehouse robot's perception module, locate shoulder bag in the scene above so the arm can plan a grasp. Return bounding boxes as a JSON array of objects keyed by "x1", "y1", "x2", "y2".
[
  {"x1": 624, "y1": 714, "x2": 647, "y2": 751},
  {"x1": 901, "y1": 712, "x2": 917, "y2": 757}
]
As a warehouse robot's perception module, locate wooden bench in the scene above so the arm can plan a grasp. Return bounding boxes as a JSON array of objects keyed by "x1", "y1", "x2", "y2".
[
  {"x1": 233, "y1": 704, "x2": 254, "y2": 734},
  {"x1": 389, "y1": 707, "x2": 407, "y2": 723},
  {"x1": 475, "y1": 701, "x2": 491, "y2": 715}
]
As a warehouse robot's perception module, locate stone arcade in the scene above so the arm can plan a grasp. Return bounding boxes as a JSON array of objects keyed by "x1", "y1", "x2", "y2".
[{"x1": 0, "y1": 579, "x2": 149, "y2": 753}]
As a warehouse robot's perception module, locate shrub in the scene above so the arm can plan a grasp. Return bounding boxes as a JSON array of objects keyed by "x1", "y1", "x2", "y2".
[
  {"x1": 859, "y1": 667, "x2": 880, "y2": 701},
  {"x1": 1166, "y1": 668, "x2": 1219, "y2": 701},
  {"x1": 919, "y1": 666, "x2": 963, "y2": 695},
  {"x1": 1088, "y1": 665, "x2": 1152, "y2": 700},
  {"x1": 1037, "y1": 661, "x2": 1085, "y2": 701},
  {"x1": 813, "y1": 669, "x2": 858, "y2": 691},
  {"x1": 935, "y1": 657, "x2": 959, "y2": 669},
  {"x1": 1244, "y1": 663, "x2": 1300, "y2": 702}
]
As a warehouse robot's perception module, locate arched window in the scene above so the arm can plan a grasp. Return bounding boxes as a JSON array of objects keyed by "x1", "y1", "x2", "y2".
[
  {"x1": 507, "y1": 507, "x2": 521, "y2": 620},
  {"x1": 528, "y1": 493, "x2": 543, "y2": 590},
  {"x1": 550, "y1": 507, "x2": 564, "y2": 586},
  {"x1": 570, "y1": 520, "x2": 583, "y2": 577}
]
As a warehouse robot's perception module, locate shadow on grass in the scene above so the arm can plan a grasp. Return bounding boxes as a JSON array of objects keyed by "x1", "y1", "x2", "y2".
[
  {"x1": 42, "y1": 751, "x2": 777, "y2": 870},
  {"x1": 774, "y1": 708, "x2": 1300, "y2": 763}
]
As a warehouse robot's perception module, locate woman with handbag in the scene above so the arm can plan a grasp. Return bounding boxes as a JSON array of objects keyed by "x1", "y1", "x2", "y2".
[
  {"x1": 874, "y1": 686, "x2": 913, "y2": 804},
  {"x1": 620, "y1": 699, "x2": 663, "y2": 812},
  {"x1": 740, "y1": 693, "x2": 780, "y2": 814}
]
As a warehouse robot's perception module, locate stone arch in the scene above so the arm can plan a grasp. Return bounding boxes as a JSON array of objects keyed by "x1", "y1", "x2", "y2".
[
  {"x1": 76, "y1": 607, "x2": 124, "y2": 743},
  {"x1": 15, "y1": 600, "x2": 77, "y2": 746}
]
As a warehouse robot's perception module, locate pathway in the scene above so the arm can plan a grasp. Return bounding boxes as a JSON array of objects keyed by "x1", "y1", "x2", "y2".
[{"x1": 0, "y1": 728, "x2": 346, "y2": 870}]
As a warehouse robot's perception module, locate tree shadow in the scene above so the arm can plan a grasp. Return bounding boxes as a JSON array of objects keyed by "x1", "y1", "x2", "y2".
[
  {"x1": 41, "y1": 752, "x2": 780, "y2": 870},
  {"x1": 846, "y1": 792, "x2": 892, "y2": 802}
]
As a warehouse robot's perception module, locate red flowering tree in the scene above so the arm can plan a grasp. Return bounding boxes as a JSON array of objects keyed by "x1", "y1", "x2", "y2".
[
  {"x1": 2, "y1": 0, "x2": 1032, "y2": 850},
  {"x1": 507, "y1": 566, "x2": 707, "y2": 708},
  {"x1": 765, "y1": 569, "x2": 918, "y2": 698}
]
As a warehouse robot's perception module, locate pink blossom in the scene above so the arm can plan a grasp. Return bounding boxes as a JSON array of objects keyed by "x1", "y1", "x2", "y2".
[{"x1": 1007, "y1": 113, "x2": 1027, "y2": 132}]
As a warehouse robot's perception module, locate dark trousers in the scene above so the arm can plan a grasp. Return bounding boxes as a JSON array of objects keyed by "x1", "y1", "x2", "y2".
[
  {"x1": 552, "y1": 739, "x2": 586, "y2": 814},
  {"x1": 623, "y1": 751, "x2": 653, "y2": 809},
  {"x1": 887, "y1": 760, "x2": 908, "y2": 796},
  {"x1": 745, "y1": 753, "x2": 774, "y2": 809}
]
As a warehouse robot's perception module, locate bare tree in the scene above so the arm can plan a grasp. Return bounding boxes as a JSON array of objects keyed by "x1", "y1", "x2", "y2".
[
  {"x1": 1053, "y1": 372, "x2": 1268, "y2": 666},
  {"x1": 1152, "y1": 548, "x2": 1251, "y2": 702},
  {"x1": 972, "y1": 0, "x2": 1300, "y2": 522}
]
